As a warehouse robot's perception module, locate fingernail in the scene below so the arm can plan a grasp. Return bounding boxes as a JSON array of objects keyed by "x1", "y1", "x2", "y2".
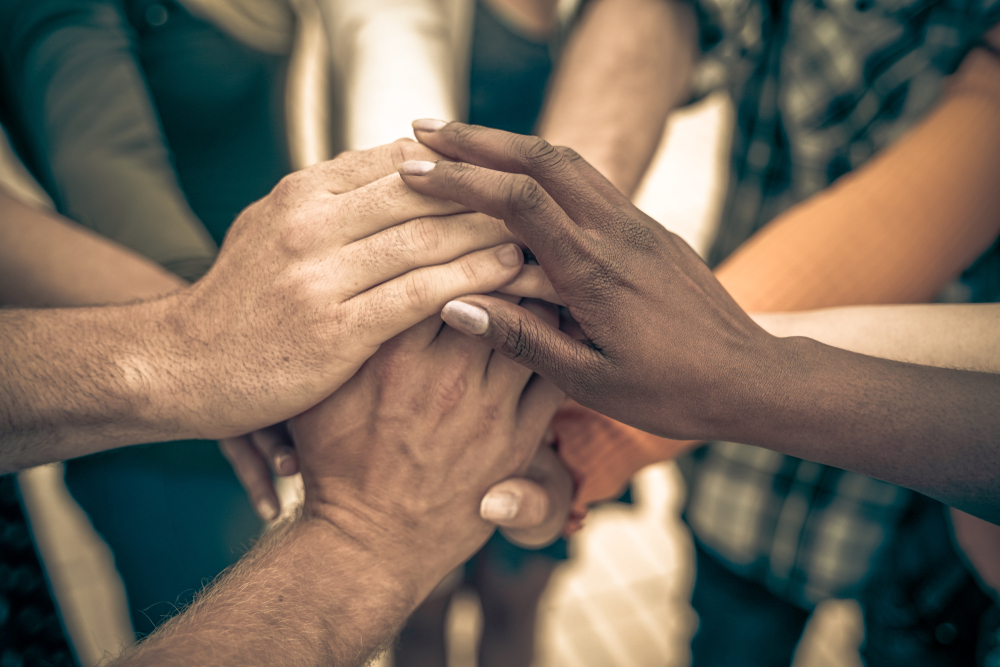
[
  {"x1": 274, "y1": 452, "x2": 294, "y2": 476},
  {"x1": 497, "y1": 243, "x2": 522, "y2": 267},
  {"x1": 442, "y1": 301, "x2": 489, "y2": 336},
  {"x1": 412, "y1": 118, "x2": 447, "y2": 133},
  {"x1": 256, "y1": 498, "x2": 279, "y2": 522},
  {"x1": 397, "y1": 160, "x2": 436, "y2": 176},
  {"x1": 481, "y1": 491, "x2": 519, "y2": 522}
]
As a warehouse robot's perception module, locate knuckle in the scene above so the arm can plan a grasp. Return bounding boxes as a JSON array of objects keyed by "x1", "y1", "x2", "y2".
[
  {"x1": 556, "y1": 145, "x2": 583, "y2": 164},
  {"x1": 518, "y1": 136, "x2": 561, "y2": 171},
  {"x1": 504, "y1": 175, "x2": 546, "y2": 216},
  {"x1": 407, "y1": 216, "x2": 442, "y2": 255},
  {"x1": 389, "y1": 138, "x2": 415, "y2": 168},
  {"x1": 502, "y1": 314, "x2": 539, "y2": 365},
  {"x1": 402, "y1": 270, "x2": 434, "y2": 309},
  {"x1": 270, "y1": 171, "x2": 303, "y2": 201},
  {"x1": 457, "y1": 254, "x2": 485, "y2": 285}
]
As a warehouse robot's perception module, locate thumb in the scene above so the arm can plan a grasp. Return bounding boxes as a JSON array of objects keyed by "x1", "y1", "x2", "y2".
[
  {"x1": 441, "y1": 295, "x2": 600, "y2": 392},
  {"x1": 480, "y1": 478, "x2": 565, "y2": 548}
]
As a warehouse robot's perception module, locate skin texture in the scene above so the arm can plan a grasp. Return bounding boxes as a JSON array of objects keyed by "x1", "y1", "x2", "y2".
[
  {"x1": 755, "y1": 303, "x2": 1000, "y2": 596},
  {"x1": 546, "y1": 28, "x2": 1000, "y2": 517},
  {"x1": 398, "y1": 120, "x2": 1000, "y2": 525},
  {"x1": 1, "y1": 140, "x2": 570, "y2": 536},
  {"x1": 0, "y1": 139, "x2": 532, "y2": 470},
  {"x1": 113, "y1": 296, "x2": 564, "y2": 667},
  {"x1": 535, "y1": 0, "x2": 696, "y2": 196}
]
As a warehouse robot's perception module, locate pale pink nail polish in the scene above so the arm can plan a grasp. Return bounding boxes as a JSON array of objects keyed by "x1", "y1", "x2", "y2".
[
  {"x1": 412, "y1": 118, "x2": 447, "y2": 133},
  {"x1": 397, "y1": 160, "x2": 436, "y2": 176}
]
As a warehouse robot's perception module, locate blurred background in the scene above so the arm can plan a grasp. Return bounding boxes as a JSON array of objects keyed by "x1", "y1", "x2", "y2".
[{"x1": 1, "y1": 0, "x2": 996, "y2": 664}]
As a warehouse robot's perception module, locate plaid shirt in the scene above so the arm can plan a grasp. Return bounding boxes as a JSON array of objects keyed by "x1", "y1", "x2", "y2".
[{"x1": 678, "y1": 0, "x2": 1000, "y2": 609}]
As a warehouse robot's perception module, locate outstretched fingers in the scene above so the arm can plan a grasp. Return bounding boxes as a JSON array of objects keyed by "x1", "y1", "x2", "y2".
[{"x1": 411, "y1": 120, "x2": 627, "y2": 227}]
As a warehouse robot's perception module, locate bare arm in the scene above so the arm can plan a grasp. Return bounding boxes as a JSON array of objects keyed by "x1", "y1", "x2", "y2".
[
  {"x1": 399, "y1": 121, "x2": 1000, "y2": 525},
  {"x1": 536, "y1": 0, "x2": 697, "y2": 194},
  {"x1": 0, "y1": 142, "x2": 528, "y2": 471},
  {"x1": 498, "y1": 33, "x2": 1000, "y2": 513},
  {"x1": 754, "y1": 304, "x2": 1000, "y2": 372},
  {"x1": 113, "y1": 287, "x2": 563, "y2": 667},
  {"x1": 0, "y1": 190, "x2": 185, "y2": 307}
]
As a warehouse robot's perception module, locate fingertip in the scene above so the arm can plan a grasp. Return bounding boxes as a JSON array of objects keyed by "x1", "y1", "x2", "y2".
[
  {"x1": 274, "y1": 451, "x2": 299, "y2": 476},
  {"x1": 480, "y1": 490, "x2": 520, "y2": 522},
  {"x1": 256, "y1": 497, "x2": 280, "y2": 522},
  {"x1": 397, "y1": 160, "x2": 436, "y2": 177},
  {"x1": 442, "y1": 300, "x2": 490, "y2": 336},
  {"x1": 412, "y1": 119, "x2": 448, "y2": 133}
]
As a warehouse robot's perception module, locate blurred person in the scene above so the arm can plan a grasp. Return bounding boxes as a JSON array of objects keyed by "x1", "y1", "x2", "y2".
[{"x1": 488, "y1": 0, "x2": 1000, "y2": 661}]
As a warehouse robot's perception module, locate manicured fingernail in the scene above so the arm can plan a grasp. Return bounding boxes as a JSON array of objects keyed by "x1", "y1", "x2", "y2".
[
  {"x1": 256, "y1": 498, "x2": 279, "y2": 522},
  {"x1": 497, "y1": 243, "x2": 522, "y2": 267},
  {"x1": 412, "y1": 118, "x2": 447, "y2": 133},
  {"x1": 442, "y1": 301, "x2": 490, "y2": 336},
  {"x1": 274, "y1": 452, "x2": 294, "y2": 476},
  {"x1": 481, "y1": 491, "x2": 519, "y2": 522},
  {"x1": 397, "y1": 160, "x2": 436, "y2": 176}
]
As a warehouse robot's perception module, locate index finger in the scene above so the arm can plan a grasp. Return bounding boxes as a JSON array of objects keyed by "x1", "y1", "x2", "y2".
[
  {"x1": 411, "y1": 121, "x2": 625, "y2": 230},
  {"x1": 397, "y1": 159, "x2": 594, "y2": 293}
]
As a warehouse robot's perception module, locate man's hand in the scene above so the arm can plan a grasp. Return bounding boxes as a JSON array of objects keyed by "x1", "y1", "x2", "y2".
[
  {"x1": 398, "y1": 121, "x2": 776, "y2": 442},
  {"x1": 288, "y1": 304, "x2": 566, "y2": 598},
  {"x1": 152, "y1": 139, "x2": 527, "y2": 441}
]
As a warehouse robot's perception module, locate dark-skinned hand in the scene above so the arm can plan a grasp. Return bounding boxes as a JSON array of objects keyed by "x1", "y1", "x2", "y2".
[{"x1": 397, "y1": 120, "x2": 780, "y2": 443}]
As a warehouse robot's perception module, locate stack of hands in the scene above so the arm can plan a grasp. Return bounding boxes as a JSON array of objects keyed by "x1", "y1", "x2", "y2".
[{"x1": 195, "y1": 118, "x2": 775, "y2": 585}]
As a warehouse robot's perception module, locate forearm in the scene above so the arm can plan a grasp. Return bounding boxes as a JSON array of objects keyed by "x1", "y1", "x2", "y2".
[
  {"x1": 754, "y1": 304, "x2": 1000, "y2": 372},
  {"x1": 115, "y1": 512, "x2": 427, "y2": 667},
  {"x1": 0, "y1": 299, "x2": 186, "y2": 470},
  {"x1": 0, "y1": 189, "x2": 186, "y2": 308},
  {"x1": 724, "y1": 336, "x2": 1000, "y2": 523},
  {"x1": 537, "y1": 0, "x2": 697, "y2": 194},
  {"x1": 717, "y1": 44, "x2": 1000, "y2": 311}
]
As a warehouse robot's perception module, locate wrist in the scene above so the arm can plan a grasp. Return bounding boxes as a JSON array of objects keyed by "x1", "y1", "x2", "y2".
[
  {"x1": 303, "y1": 492, "x2": 470, "y2": 602},
  {"x1": 710, "y1": 333, "x2": 833, "y2": 446}
]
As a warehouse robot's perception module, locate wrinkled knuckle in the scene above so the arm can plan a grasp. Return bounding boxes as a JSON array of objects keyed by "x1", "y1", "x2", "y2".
[
  {"x1": 408, "y1": 217, "x2": 442, "y2": 254},
  {"x1": 389, "y1": 138, "x2": 414, "y2": 166},
  {"x1": 270, "y1": 171, "x2": 303, "y2": 201},
  {"x1": 429, "y1": 366, "x2": 469, "y2": 413},
  {"x1": 555, "y1": 145, "x2": 583, "y2": 164},
  {"x1": 505, "y1": 175, "x2": 546, "y2": 216},
  {"x1": 502, "y1": 316, "x2": 539, "y2": 365},
  {"x1": 450, "y1": 122, "x2": 477, "y2": 145},
  {"x1": 519, "y1": 137, "x2": 560, "y2": 170},
  {"x1": 402, "y1": 270, "x2": 434, "y2": 309},
  {"x1": 457, "y1": 254, "x2": 484, "y2": 285}
]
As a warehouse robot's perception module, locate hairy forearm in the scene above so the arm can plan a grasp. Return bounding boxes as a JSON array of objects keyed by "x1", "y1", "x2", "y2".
[
  {"x1": 0, "y1": 299, "x2": 185, "y2": 470},
  {"x1": 115, "y1": 512, "x2": 424, "y2": 667},
  {"x1": 723, "y1": 335, "x2": 1000, "y2": 523},
  {"x1": 537, "y1": 0, "x2": 697, "y2": 194}
]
